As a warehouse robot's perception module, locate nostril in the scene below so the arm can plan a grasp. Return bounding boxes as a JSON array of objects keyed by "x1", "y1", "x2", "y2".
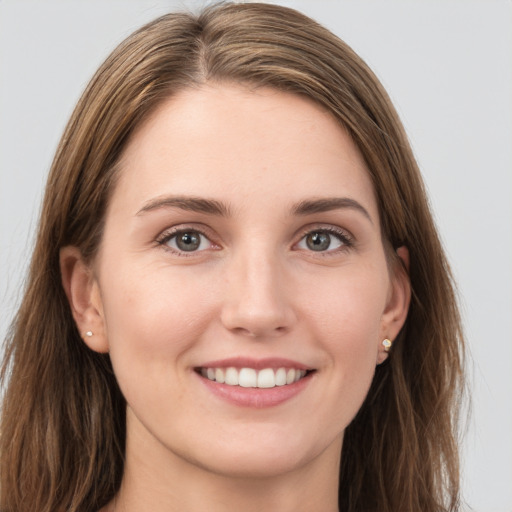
[
  {"x1": 231, "y1": 324, "x2": 289, "y2": 338},
  {"x1": 220, "y1": 291, "x2": 297, "y2": 337}
]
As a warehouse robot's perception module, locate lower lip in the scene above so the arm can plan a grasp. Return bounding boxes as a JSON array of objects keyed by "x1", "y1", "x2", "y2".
[{"x1": 197, "y1": 372, "x2": 313, "y2": 408}]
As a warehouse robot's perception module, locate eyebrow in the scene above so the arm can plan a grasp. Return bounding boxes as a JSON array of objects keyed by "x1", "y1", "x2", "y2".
[
  {"x1": 137, "y1": 195, "x2": 231, "y2": 217},
  {"x1": 137, "y1": 194, "x2": 372, "y2": 223},
  {"x1": 292, "y1": 197, "x2": 373, "y2": 224}
]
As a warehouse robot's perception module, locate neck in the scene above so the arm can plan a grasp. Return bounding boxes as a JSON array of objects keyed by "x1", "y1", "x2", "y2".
[{"x1": 108, "y1": 410, "x2": 341, "y2": 512}]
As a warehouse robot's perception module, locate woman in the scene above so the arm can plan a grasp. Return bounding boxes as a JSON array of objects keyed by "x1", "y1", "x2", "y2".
[{"x1": 0, "y1": 3, "x2": 464, "y2": 511}]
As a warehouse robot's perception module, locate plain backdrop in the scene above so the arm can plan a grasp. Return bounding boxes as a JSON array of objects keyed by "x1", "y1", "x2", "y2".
[{"x1": 1, "y1": 1, "x2": 511, "y2": 511}]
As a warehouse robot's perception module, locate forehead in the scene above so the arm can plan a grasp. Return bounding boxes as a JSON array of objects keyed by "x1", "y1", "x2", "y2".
[{"x1": 113, "y1": 83, "x2": 378, "y2": 220}]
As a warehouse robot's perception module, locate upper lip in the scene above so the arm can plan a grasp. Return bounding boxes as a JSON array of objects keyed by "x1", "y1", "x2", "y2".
[{"x1": 196, "y1": 357, "x2": 312, "y2": 371}]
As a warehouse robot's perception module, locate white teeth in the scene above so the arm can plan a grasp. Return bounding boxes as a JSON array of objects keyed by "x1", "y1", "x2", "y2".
[
  {"x1": 225, "y1": 367, "x2": 238, "y2": 386},
  {"x1": 201, "y1": 366, "x2": 308, "y2": 388},
  {"x1": 239, "y1": 368, "x2": 257, "y2": 387},
  {"x1": 257, "y1": 368, "x2": 275, "y2": 388},
  {"x1": 215, "y1": 368, "x2": 225, "y2": 384},
  {"x1": 275, "y1": 367, "x2": 287, "y2": 386}
]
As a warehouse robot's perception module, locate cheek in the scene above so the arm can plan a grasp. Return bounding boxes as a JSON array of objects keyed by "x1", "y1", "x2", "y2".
[
  {"x1": 98, "y1": 262, "x2": 217, "y2": 383},
  {"x1": 302, "y1": 264, "x2": 388, "y2": 389},
  {"x1": 305, "y1": 263, "x2": 388, "y2": 343}
]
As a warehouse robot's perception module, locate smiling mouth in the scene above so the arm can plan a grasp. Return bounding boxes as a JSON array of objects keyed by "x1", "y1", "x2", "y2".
[{"x1": 196, "y1": 367, "x2": 313, "y2": 389}]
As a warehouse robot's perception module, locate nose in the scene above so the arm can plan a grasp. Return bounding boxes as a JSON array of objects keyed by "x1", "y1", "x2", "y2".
[{"x1": 220, "y1": 251, "x2": 296, "y2": 338}]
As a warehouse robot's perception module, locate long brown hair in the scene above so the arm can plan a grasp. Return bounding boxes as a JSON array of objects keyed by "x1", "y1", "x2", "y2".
[{"x1": 1, "y1": 3, "x2": 465, "y2": 511}]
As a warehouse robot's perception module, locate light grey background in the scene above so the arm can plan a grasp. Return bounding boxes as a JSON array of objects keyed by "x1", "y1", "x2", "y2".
[{"x1": 1, "y1": 1, "x2": 511, "y2": 510}]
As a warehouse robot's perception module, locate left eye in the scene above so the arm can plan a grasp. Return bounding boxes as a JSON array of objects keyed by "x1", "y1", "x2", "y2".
[
  {"x1": 163, "y1": 230, "x2": 211, "y2": 252},
  {"x1": 296, "y1": 230, "x2": 346, "y2": 252}
]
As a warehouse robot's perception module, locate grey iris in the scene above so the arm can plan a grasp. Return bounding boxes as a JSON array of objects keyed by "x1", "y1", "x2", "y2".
[
  {"x1": 306, "y1": 232, "x2": 330, "y2": 251},
  {"x1": 176, "y1": 232, "x2": 201, "y2": 251}
]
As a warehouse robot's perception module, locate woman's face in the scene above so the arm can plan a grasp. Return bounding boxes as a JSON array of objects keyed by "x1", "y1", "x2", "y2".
[{"x1": 69, "y1": 84, "x2": 409, "y2": 479}]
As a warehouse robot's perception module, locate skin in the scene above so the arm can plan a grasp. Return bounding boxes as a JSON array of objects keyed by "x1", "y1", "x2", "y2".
[{"x1": 61, "y1": 84, "x2": 410, "y2": 512}]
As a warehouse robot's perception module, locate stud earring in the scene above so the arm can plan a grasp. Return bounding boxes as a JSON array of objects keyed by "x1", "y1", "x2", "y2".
[
  {"x1": 85, "y1": 331, "x2": 93, "y2": 337},
  {"x1": 382, "y1": 338, "x2": 392, "y2": 352}
]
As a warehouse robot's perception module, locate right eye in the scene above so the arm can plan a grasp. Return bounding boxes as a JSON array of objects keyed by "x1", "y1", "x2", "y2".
[{"x1": 158, "y1": 229, "x2": 212, "y2": 254}]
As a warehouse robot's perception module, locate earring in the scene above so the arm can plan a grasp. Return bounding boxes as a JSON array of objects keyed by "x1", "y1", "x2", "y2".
[
  {"x1": 85, "y1": 331, "x2": 93, "y2": 337},
  {"x1": 382, "y1": 338, "x2": 392, "y2": 352}
]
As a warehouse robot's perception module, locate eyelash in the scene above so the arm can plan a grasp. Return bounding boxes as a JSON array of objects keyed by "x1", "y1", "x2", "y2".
[
  {"x1": 155, "y1": 225, "x2": 354, "y2": 257},
  {"x1": 155, "y1": 227, "x2": 216, "y2": 257},
  {"x1": 296, "y1": 226, "x2": 354, "y2": 256}
]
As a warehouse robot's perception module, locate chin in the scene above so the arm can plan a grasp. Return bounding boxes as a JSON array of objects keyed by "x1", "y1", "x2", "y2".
[
  {"x1": 198, "y1": 449, "x2": 311, "y2": 479},
  {"x1": 175, "y1": 428, "x2": 337, "y2": 480}
]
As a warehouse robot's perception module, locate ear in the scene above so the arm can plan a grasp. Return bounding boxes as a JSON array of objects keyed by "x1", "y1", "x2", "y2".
[
  {"x1": 60, "y1": 246, "x2": 109, "y2": 353},
  {"x1": 376, "y1": 246, "x2": 411, "y2": 364}
]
